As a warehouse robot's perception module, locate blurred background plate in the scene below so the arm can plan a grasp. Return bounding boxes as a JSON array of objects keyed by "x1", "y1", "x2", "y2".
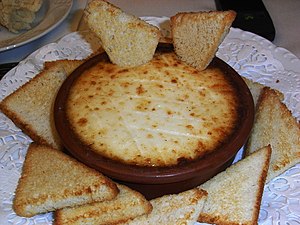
[{"x1": 0, "y1": 0, "x2": 73, "y2": 52}]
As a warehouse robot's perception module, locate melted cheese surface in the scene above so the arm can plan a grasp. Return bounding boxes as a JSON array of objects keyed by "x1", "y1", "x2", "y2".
[{"x1": 66, "y1": 52, "x2": 239, "y2": 166}]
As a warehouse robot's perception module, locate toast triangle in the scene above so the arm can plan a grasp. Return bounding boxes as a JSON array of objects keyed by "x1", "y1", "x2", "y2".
[
  {"x1": 0, "y1": 60, "x2": 84, "y2": 150},
  {"x1": 54, "y1": 184, "x2": 152, "y2": 225},
  {"x1": 171, "y1": 10, "x2": 236, "y2": 71},
  {"x1": 122, "y1": 188, "x2": 207, "y2": 225},
  {"x1": 245, "y1": 87, "x2": 300, "y2": 182},
  {"x1": 198, "y1": 145, "x2": 271, "y2": 225},
  {"x1": 13, "y1": 143, "x2": 119, "y2": 217},
  {"x1": 84, "y1": 0, "x2": 160, "y2": 67},
  {"x1": 242, "y1": 77, "x2": 264, "y2": 107}
]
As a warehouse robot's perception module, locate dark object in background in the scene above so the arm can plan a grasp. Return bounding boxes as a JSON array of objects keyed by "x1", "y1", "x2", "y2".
[
  {"x1": 215, "y1": 0, "x2": 275, "y2": 41},
  {"x1": 0, "y1": 62, "x2": 19, "y2": 79}
]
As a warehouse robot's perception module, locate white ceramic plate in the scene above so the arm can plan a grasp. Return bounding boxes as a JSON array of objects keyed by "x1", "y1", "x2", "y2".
[
  {"x1": 0, "y1": 17, "x2": 300, "y2": 225},
  {"x1": 0, "y1": 0, "x2": 73, "y2": 52}
]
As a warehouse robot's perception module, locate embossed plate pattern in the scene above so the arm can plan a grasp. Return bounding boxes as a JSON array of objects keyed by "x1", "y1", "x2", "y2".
[{"x1": 0, "y1": 17, "x2": 299, "y2": 225}]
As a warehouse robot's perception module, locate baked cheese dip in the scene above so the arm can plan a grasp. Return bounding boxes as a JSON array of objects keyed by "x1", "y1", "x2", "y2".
[{"x1": 66, "y1": 49, "x2": 240, "y2": 167}]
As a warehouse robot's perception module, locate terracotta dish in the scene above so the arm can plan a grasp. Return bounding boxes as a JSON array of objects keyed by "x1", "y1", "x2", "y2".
[{"x1": 54, "y1": 43, "x2": 254, "y2": 199}]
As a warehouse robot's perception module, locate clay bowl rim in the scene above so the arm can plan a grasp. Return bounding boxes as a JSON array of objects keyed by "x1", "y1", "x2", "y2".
[{"x1": 54, "y1": 43, "x2": 254, "y2": 185}]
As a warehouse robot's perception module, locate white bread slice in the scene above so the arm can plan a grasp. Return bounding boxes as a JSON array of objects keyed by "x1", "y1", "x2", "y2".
[
  {"x1": 198, "y1": 145, "x2": 271, "y2": 225},
  {"x1": 122, "y1": 188, "x2": 207, "y2": 225},
  {"x1": 13, "y1": 143, "x2": 119, "y2": 217},
  {"x1": 54, "y1": 184, "x2": 152, "y2": 225},
  {"x1": 171, "y1": 10, "x2": 236, "y2": 71},
  {"x1": 0, "y1": 59, "x2": 84, "y2": 150},
  {"x1": 84, "y1": 0, "x2": 160, "y2": 67},
  {"x1": 242, "y1": 77, "x2": 265, "y2": 107},
  {"x1": 245, "y1": 87, "x2": 300, "y2": 182}
]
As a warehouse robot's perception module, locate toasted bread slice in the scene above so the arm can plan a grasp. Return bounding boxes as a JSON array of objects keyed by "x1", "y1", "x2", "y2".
[
  {"x1": 198, "y1": 145, "x2": 271, "y2": 225},
  {"x1": 242, "y1": 77, "x2": 265, "y2": 107},
  {"x1": 0, "y1": 60, "x2": 84, "y2": 150},
  {"x1": 54, "y1": 184, "x2": 152, "y2": 225},
  {"x1": 245, "y1": 87, "x2": 300, "y2": 182},
  {"x1": 171, "y1": 10, "x2": 236, "y2": 71},
  {"x1": 123, "y1": 188, "x2": 207, "y2": 225},
  {"x1": 13, "y1": 143, "x2": 119, "y2": 217},
  {"x1": 84, "y1": 0, "x2": 160, "y2": 67}
]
